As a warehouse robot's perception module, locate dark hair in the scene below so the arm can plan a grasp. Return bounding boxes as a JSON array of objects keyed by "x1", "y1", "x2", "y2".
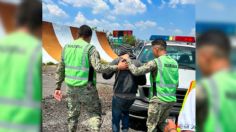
[
  {"x1": 197, "y1": 30, "x2": 231, "y2": 57},
  {"x1": 151, "y1": 39, "x2": 167, "y2": 50},
  {"x1": 16, "y1": 0, "x2": 42, "y2": 31},
  {"x1": 78, "y1": 25, "x2": 92, "y2": 38}
]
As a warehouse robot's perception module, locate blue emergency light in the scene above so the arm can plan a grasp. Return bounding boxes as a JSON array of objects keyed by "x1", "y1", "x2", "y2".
[
  {"x1": 149, "y1": 35, "x2": 195, "y2": 43},
  {"x1": 150, "y1": 35, "x2": 170, "y2": 41}
]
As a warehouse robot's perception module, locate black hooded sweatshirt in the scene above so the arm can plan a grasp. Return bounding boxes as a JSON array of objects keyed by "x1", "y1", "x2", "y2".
[{"x1": 102, "y1": 55, "x2": 146, "y2": 100}]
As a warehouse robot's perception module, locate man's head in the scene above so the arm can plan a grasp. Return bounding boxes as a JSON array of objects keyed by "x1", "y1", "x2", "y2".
[
  {"x1": 196, "y1": 30, "x2": 231, "y2": 76},
  {"x1": 151, "y1": 39, "x2": 167, "y2": 57},
  {"x1": 119, "y1": 44, "x2": 135, "y2": 57},
  {"x1": 16, "y1": 0, "x2": 42, "y2": 38},
  {"x1": 78, "y1": 25, "x2": 92, "y2": 43}
]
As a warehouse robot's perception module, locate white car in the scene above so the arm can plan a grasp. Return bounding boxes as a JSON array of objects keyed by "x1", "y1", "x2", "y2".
[{"x1": 129, "y1": 40, "x2": 196, "y2": 121}]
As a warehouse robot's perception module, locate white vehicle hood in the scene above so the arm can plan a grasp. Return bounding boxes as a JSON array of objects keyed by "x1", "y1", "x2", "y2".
[{"x1": 145, "y1": 69, "x2": 195, "y2": 89}]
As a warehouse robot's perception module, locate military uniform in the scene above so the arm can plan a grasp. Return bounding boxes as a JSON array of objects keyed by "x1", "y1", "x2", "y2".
[
  {"x1": 55, "y1": 39, "x2": 117, "y2": 132},
  {"x1": 127, "y1": 55, "x2": 178, "y2": 132}
]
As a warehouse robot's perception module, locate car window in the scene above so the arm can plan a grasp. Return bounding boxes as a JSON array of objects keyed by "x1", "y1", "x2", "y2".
[{"x1": 138, "y1": 45, "x2": 196, "y2": 69}]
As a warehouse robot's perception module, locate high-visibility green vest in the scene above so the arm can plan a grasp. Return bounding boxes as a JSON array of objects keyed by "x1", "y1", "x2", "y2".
[
  {"x1": 63, "y1": 38, "x2": 96, "y2": 87},
  {"x1": 201, "y1": 70, "x2": 236, "y2": 132},
  {"x1": 150, "y1": 55, "x2": 179, "y2": 102},
  {"x1": 0, "y1": 32, "x2": 41, "y2": 132}
]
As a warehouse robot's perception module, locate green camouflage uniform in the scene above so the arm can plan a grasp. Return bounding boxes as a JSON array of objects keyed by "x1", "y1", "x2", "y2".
[
  {"x1": 147, "y1": 97, "x2": 174, "y2": 132},
  {"x1": 127, "y1": 59, "x2": 174, "y2": 132},
  {"x1": 56, "y1": 46, "x2": 117, "y2": 132}
]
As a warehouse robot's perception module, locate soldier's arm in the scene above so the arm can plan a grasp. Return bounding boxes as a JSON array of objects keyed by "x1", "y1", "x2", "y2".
[
  {"x1": 102, "y1": 58, "x2": 119, "y2": 79},
  {"x1": 126, "y1": 59, "x2": 157, "y2": 76},
  {"x1": 89, "y1": 47, "x2": 118, "y2": 73},
  {"x1": 55, "y1": 61, "x2": 65, "y2": 90}
]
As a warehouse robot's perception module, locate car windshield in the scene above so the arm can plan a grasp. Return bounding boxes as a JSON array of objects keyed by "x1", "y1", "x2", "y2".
[{"x1": 138, "y1": 45, "x2": 196, "y2": 69}]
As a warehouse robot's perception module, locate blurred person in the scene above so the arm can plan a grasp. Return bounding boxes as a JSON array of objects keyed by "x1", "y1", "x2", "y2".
[
  {"x1": 196, "y1": 30, "x2": 236, "y2": 132},
  {"x1": 122, "y1": 39, "x2": 179, "y2": 132},
  {"x1": 54, "y1": 25, "x2": 128, "y2": 132},
  {"x1": 0, "y1": 0, "x2": 42, "y2": 132},
  {"x1": 102, "y1": 44, "x2": 146, "y2": 132}
]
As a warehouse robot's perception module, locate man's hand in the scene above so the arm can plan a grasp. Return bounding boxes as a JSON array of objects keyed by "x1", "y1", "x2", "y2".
[
  {"x1": 121, "y1": 54, "x2": 129, "y2": 60},
  {"x1": 54, "y1": 90, "x2": 62, "y2": 101},
  {"x1": 117, "y1": 59, "x2": 128, "y2": 70},
  {"x1": 164, "y1": 119, "x2": 177, "y2": 132}
]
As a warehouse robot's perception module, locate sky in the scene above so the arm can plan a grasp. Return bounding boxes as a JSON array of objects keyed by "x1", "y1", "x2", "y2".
[
  {"x1": 43, "y1": 0, "x2": 195, "y2": 40},
  {"x1": 196, "y1": 0, "x2": 236, "y2": 23}
]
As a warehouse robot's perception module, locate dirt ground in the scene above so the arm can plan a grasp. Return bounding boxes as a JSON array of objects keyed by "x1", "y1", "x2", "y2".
[{"x1": 42, "y1": 65, "x2": 146, "y2": 132}]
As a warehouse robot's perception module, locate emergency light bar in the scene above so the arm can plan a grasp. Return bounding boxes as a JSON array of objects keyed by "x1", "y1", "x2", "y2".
[{"x1": 150, "y1": 35, "x2": 195, "y2": 43}]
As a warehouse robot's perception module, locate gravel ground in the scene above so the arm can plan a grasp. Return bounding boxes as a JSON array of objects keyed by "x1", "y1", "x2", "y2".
[{"x1": 42, "y1": 65, "x2": 146, "y2": 132}]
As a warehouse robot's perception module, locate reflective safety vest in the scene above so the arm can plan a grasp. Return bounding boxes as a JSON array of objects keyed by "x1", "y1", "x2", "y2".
[
  {"x1": 63, "y1": 38, "x2": 96, "y2": 87},
  {"x1": 0, "y1": 32, "x2": 41, "y2": 132},
  {"x1": 201, "y1": 70, "x2": 236, "y2": 132},
  {"x1": 150, "y1": 55, "x2": 179, "y2": 102}
]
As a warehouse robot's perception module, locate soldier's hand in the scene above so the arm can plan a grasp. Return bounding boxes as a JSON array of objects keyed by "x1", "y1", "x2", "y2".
[
  {"x1": 117, "y1": 59, "x2": 128, "y2": 70},
  {"x1": 164, "y1": 119, "x2": 177, "y2": 132},
  {"x1": 121, "y1": 54, "x2": 129, "y2": 60},
  {"x1": 54, "y1": 90, "x2": 62, "y2": 101}
]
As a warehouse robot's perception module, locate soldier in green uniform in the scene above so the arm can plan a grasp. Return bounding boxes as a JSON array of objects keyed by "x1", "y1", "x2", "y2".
[
  {"x1": 122, "y1": 39, "x2": 179, "y2": 132},
  {"x1": 0, "y1": 0, "x2": 42, "y2": 132},
  {"x1": 54, "y1": 25, "x2": 127, "y2": 132},
  {"x1": 196, "y1": 30, "x2": 236, "y2": 132}
]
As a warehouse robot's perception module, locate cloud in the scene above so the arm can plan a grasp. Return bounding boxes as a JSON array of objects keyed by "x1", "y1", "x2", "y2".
[
  {"x1": 157, "y1": 26, "x2": 165, "y2": 31},
  {"x1": 168, "y1": 0, "x2": 195, "y2": 8},
  {"x1": 123, "y1": 22, "x2": 135, "y2": 29},
  {"x1": 173, "y1": 28, "x2": 183, "y2": 34},
  {"x1": 208, "y1": 2, "x2": 225, "y2": 11},
  {"x1": 62, "y1": 0, "x2": 109, "y2": 14},
  {"x1": 159, "y1": 0, "x2": 167, "y2": 9},
  {"x1": 43, "y1": 0, "x2": 54, "y2": 4},
  {"x1": 147, "y1": 0, "x2": 152, "y2": 4},
  {"x1": 106, "y1": 15, "x2": 116, "y2": 21},
  {"x1": 109, "y1": 0, "x2": 146, "y2": 15},
  {"x1": 135, "y1": 20, "x2": 157, "y2": 30},
  {"x1": 46, "y1": 4, "x2": 68, "y2": 17},
  {"x1": 74, "y1": 12, "x2": 120, "y2": 31},
  {"x1": 73, "y1": 12, "x2": 158, "y2": 33},
  {"x1": 58, "y1": 1, "x2": 68, "y2": 6}
]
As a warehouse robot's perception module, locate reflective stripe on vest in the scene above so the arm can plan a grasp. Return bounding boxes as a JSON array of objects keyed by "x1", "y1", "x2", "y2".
[
  {"x1": 157, "y1": 93, "x2": 176, "y2": 96},
  {"x1": 203, "y1": 77, "x2": 222, "y2": 132},
  {"x1": 0, "y1": 121, "x2": 39, "y2": 132},
  {"x1": 65, "y1": 75, "x2": 88, "y2": 80},
  {"x1": 0, "y1": 97, "x2": 40, "y2": 108},
  {"x1": 26, "y1": 43, "x2": 41, "y2": 101},
  {"x1": 65, "y1": 65, "x2": 89, "y2": 71}
]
